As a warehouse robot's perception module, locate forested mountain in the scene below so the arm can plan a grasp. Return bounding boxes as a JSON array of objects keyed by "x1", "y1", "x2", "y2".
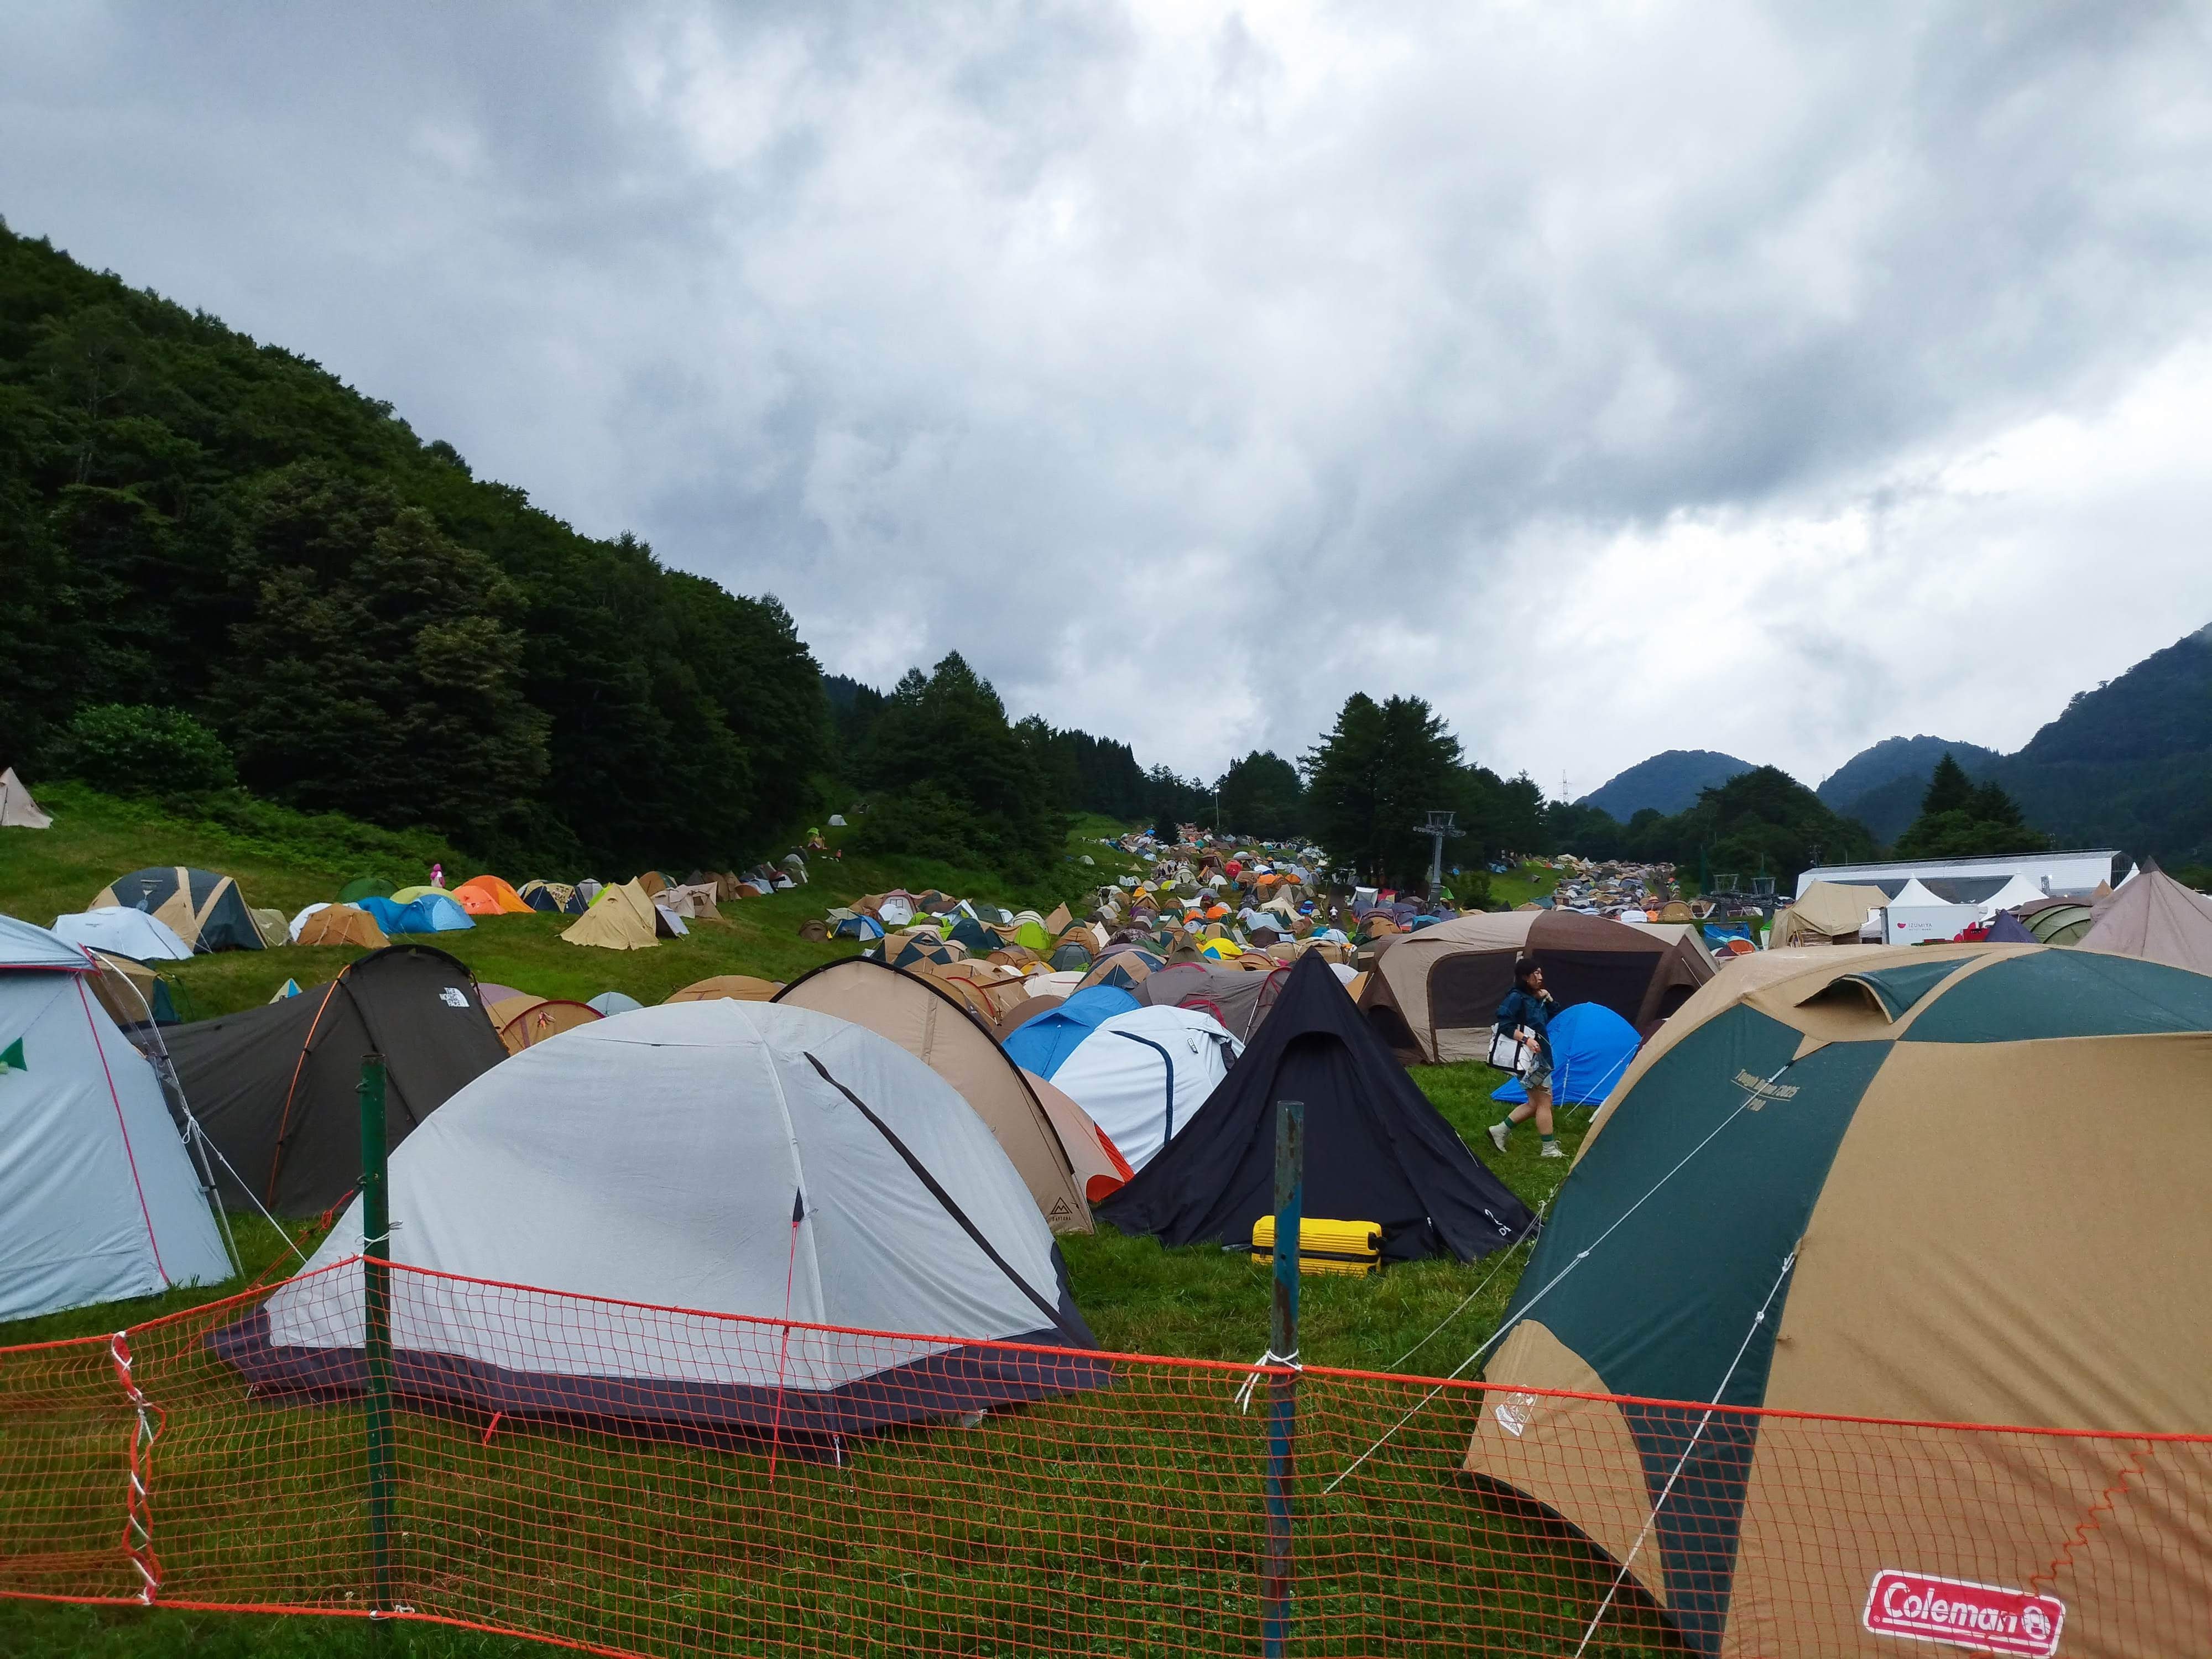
[
  {"x1": 0, "y1": 220, "x2": 1221, "y2": 873},
  {"x1": 1998, "y1": 624, "x2": 2212, "y2": 862},
  {"x1": 1804, "y1": 629, "x2": 2212, "y2": 862},
  {"x1": 1577, "y1": 749, "x2": 1754, "y2": 820},
  {"x1": 1817, "y1": 735, "x2": 2004, "y2": 844},
  {"x1": 0, "y1": 220, "x2": 824, "y2": 872}
]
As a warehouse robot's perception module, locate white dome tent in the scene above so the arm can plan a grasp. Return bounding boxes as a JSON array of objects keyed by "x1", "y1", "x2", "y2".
[
  {"x1": 215, "y1": 1001, "x2": 1103, "y2": 1451},
  {"x1": 47, "y1": 906, "x2": 193, "y2": 962},
  {"x1": 1047, "y1": 1005, "x2": 1242, "y2": 1172},
  {"x1": 0, "y1": 915, "x2": 232, "y2": 1321}
]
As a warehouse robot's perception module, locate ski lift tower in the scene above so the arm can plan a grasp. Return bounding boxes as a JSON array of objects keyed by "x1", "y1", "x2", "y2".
[{"x1": 1416, "y1": 810, "x2": 1464, "y2": 895}]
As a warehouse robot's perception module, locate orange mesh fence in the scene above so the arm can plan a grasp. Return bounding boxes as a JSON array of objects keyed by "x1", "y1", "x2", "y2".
[{"x1": 5, "y1": 1260, "x2": 2209, "y2": 1657}]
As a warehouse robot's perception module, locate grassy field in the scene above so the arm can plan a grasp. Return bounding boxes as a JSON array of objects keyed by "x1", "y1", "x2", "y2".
[
  {"x1": 1, "y1": 800, "x2": 1666, "y2": 1657},
  {"x1": 1, "y1": 790, "x2": 1148, "y2": 1021}
]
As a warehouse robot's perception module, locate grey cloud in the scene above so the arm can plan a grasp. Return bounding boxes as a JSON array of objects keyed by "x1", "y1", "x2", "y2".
[{"x1": 5, "y1": 1, "x2": 2211, "y2": 790}]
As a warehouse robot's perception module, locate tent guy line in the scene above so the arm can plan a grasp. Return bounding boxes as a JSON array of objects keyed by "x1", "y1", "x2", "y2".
[
  {"x1": 1321, "y1": 1056, "x2": 1797, "y2": 1495},
  {"x1": 1569, "y1": 1242, "x2": 1802, "y2": 1659},
  {"x1": 1386, "y1": 1199, "x2": 1549, "y2": 1375}
]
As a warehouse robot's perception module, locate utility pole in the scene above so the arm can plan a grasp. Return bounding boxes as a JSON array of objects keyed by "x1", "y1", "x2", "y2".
[{"x1": 1415, "y1": 810, "x2": 1464, "y2": 896}]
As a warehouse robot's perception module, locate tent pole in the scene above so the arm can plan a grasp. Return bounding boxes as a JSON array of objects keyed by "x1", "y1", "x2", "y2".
[
  {"x1": 358, "y1": 1054, "x2": 397, "y2": 1632},
  {"x1": 1262, "y1": 1097, "x2": 1303, "y2": 1659}
]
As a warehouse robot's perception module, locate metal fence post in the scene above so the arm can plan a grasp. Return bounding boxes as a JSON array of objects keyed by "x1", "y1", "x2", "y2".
[
  {"x1": 1262, "y1": 1097, "x2": 1303, "y2": 1659},
  {"x1": 358, "y1": 1053, "x2": 396, "y2": 1625}
]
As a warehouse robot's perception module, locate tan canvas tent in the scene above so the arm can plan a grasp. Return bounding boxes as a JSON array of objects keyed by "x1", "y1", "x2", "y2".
[
  {"x1": 1465, "y1": 943, "x2": 2212, "y2": 1657},
  {"x1": 664, "y1": 974, "x2": 781, "y2": 1003},
  {"x1": 296, "y1": 905, "x2": 389, "y2": 950},
  {"x1": 561, "y1": 880, "x2": 667, "y2": 951},
  {"x1": 0, "y1": 768, "x2": 50, "y2": 829},
  {"x1": 488, "y1": 995, "x2": 602, "y2": 1055},
  {"x1": 1359, "y1": 910, "x2": 1710, "y2": 1064},
  {"x1": 1768, "y1": 880, "x2": 1887, "y2": 947},
  {"x1": 775, "y1": 958, "x2": 1091, "y2": 1233},
  {"x1": 2078, "y1": 865, "x2": 2212, "y2": 973}
]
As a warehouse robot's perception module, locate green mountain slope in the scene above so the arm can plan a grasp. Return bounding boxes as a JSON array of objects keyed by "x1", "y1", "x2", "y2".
[{"x1": 1575, "y1": 749, "x2": 1755, "y2": 820}]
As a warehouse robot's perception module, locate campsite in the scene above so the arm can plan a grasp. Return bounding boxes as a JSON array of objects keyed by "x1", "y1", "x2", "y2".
[
  {"x1": 8, "y1": 768, "x2": 2212, "y2": 1659},
  {"x1": 9, "y1": 18, "x2": 2212, "y2": 1649}
]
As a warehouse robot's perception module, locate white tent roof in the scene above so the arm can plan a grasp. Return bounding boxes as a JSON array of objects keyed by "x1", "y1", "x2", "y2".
[
  {"x1": 0, "y1": 912, "x2": 94, "y2": 971},
  {"x1": 0, "y1": 768, "x2": 50, "y2": 830},
  {"x1": 262, "y1": 1001, "x2": 1089, "y2": 1400},
  {"x1": 49, "y1": 907, "x2": 193, "y2": 961},
  {"x1": 1886, "y1": 877, "x2": 1951, "y2": 909},
  {"x1": 1048, "y1": 1005, "x2": 1241, "y2": 1173},
  {"x1": 1977, "y1": 873, "x2": 2050, "y2": 918},
  {"x1": 0, "y1": 945, "x2": 231, "y2": 1320}
]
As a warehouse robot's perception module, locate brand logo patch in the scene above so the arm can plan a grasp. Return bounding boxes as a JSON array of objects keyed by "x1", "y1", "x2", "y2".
[
  {"x1": 439, "y1": 987, "x2": 469, "y2": 1009},
  {"x1": 1492, "y1": 1392, "x2": 1537, "y2": 1438},
  {"x1": 1863, "y1": 1570, "x2": 2063, "y2": 1656},
  {"x1": 0, "y1": 1036, "x2": 24, "y2": 1074}
]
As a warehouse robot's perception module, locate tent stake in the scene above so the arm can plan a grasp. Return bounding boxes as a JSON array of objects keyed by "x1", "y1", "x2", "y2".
[
  {"x1": 358, "y1": 1053, "x2": 397, "y2": 1632},
  {"x1": 1262, "y1": 1097, "x2": 1303, "y2": 1659}
]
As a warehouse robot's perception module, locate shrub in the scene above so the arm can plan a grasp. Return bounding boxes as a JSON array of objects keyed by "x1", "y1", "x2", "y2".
[
  {"x1": 849, "y1": 782, "x2": 980, "y2": 867},
  {"x1": 48, "y1": 703, "x2": 236, "y2": 796}
]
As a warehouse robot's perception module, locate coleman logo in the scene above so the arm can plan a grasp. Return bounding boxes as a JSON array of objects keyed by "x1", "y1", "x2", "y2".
[
  {"x1": 1734, "y1": 1070, "x2": 1799, "y2": 1110},
  {"x1": 1863, "y1": 1569, "x2": 2063, "y2": 1656}
]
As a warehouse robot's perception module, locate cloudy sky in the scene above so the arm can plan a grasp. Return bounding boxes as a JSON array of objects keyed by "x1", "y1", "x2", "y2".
[{"x1": 7, "y1": 2, "x2": 2211, "y2": 796}]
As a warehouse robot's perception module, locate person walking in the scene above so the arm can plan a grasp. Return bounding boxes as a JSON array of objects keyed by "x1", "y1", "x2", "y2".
[{"x1": 1489, "y1": 957, "x2": 1563, "y2": 1159}]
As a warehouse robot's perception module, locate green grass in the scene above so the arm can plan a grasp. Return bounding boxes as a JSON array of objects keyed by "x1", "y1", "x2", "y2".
[
  {"x1": 1481, "y1": 861, "x2": 1562, "y2": 911},
  {"x1": 0, "y1": 789, "x2": 1149, "y2": 1020}
]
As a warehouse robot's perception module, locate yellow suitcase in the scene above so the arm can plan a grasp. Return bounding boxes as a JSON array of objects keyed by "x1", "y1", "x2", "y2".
[{"x1": 1250, "y1": 1216, "x2": 1383, "y2": 1276}]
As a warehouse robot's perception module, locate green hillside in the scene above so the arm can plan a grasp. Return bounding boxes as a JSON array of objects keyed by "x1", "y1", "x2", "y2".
[{"x1": 0, "y1": 785, "x2": 1142, "y2": 1019}]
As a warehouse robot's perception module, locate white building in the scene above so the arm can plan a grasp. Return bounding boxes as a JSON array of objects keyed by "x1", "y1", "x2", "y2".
[{"x1": 1794, "y1": 849, "x2": 2121, "y2": 906}]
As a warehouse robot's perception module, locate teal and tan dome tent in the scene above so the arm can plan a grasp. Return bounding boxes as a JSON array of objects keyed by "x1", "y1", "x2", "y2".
[
  {"x1": 91, "y1": 865, "x2": 265, "y2": 952},
  {"x1": 1465, "y1": 943, "x2": 2212, "y2": 1657}
]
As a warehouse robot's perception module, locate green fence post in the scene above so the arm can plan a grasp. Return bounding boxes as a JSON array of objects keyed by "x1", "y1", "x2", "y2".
[
  {"x1": 358, "y1": 1053, "x2": 396, "y2": 1627},
  {"x1": 1262, "y1": 1097, "x2": 1303, "y2": 1659}
]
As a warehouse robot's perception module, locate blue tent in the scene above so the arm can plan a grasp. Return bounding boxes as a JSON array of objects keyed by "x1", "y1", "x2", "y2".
[
  {"x1": 832, "y1": 914, "x2": 886, "y2": 941},
  {"x1": 1003, "y1": 985, "x2": 1142, "y2": 1079},
  {"x1": 1491, "y1": 1001, "x2": 1641, "y2": 1108},
  {"x1": 358, "y1": 893, "x2": 476, "y2": 935},
  {"x1": 1703, "y1": 922, "x2": 1751, "y2": 948},
  {"x1": 587, "y1": 992, "x2": 643, "y2": 1016}
]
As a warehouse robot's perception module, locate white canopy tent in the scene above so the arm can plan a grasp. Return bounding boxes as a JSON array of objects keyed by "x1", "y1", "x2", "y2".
[
  {"x1": 1976, "y1": 872, "x2": 2050, "y2": 919},
  {"x1": 1882, "y1": 878, "x2": 1982, "y2": 946},
  {"x1": 0, "y1": 915, "x2": 231, "y2": 1321},
  {"x1": 1046, "y1": 1005, "x2": 1242, "y2": 1172}
]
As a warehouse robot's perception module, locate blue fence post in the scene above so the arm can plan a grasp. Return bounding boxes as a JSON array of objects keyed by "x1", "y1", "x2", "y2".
[
  {"x1": 1262, "y1": 1097, "x2": 1303, "y2": 1658},
  {"x1": 358, "y1": 1053, "x2": 396, "y2": 1631}
]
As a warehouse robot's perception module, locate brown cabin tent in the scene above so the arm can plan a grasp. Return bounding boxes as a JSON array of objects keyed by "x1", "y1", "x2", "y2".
[
  {"x1": 1767, "y1": 880, "x2": 1887, "y2": 947},
  {"x1": 659, "y1": 881, "x2": 722, "y2": 921},
  {"x1": 1136, "y1": 961, "x2": 1292, "y2": 1042},
  {"x1": 295, "y1": 905, "x2": 389, "y2": 950},
  {"x1": 774, "y1": 958, "x2": 1091, "y2": 1233},
  {"x1": 1465, "y1": 943, "x2": 2212, "y2": 1657},
  {"x1": 560, "y1": 880, "x2": 671, "y2": 951},
  {"x1": 664, "y1": 975, "x2": 782, "y2": 1003},
  {"x1": 0, "y1": 767, "x2": 50, "y2": 829},
  {"x1": 1358, "y1": 910, "x2": 1710, "y2": 1065},
  {"x1": 2077, "y1": 865, "x2": 2212, "y2": 973}
]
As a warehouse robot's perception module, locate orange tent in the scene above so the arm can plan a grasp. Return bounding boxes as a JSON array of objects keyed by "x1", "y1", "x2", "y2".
[{"x1": 453, "y1": 875, "x2": 531, "y2": 915}]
